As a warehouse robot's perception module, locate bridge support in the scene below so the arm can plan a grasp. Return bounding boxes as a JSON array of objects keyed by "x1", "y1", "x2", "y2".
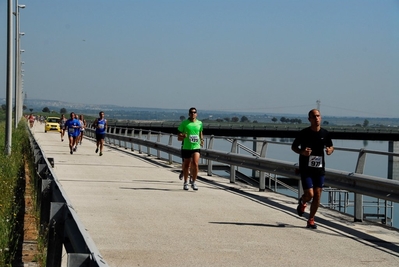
[
  {"x1": 354, "y1": 149, "x2": 366, "y2": 222},
  {"x1": 388, "y1": 141, "x2": 399, "y2": 181}
]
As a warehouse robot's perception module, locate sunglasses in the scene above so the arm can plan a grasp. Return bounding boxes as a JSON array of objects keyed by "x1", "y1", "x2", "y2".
[{"x1": 189, "y1": 111, "x2": 197, "y2": 114}]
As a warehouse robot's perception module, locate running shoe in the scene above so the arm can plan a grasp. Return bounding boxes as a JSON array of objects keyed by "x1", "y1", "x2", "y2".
[
  {"x1": 179, "y1": 171, "x2": 183, "y2": 180},
  {"x1": 191, "y1": 183, "x2": 198, "y2": 191},
  {"x1": 183, "y1": 183, "x2": 189, "y2": 190},
  {"x1": 99, "y1": 152, "x2": 103, "y2": 156},
  {"x1": 95, "y1": 148, "x2": 99, "y2": 153},
  {"x1": 296, "y1": 198, "x2": 307, "y2": 217},
  {"x1": 307, "y1": 218, "x2": 317, "y2": 229},
  {"x1": 70, "y1": 150, "x2": 73, "y2": 155}
]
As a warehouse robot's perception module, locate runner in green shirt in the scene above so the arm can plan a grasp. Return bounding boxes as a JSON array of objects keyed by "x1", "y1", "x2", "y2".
[{"x1": 177, "y1": 107, "x2": 204, "y2": 190}]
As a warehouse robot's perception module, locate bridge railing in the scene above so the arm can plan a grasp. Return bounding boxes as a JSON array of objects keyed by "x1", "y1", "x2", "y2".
[
  {"x1": 28, "y1": 128, "x2": 109, "y2": 267},
  {"x1": 104, "y1": 120, "x2": 399, "y2": 135},
  {"x1": 86, "y1": 125, "x2": 399, "y2": 226}
]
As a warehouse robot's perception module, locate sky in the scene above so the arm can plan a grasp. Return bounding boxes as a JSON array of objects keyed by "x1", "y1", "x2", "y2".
[{"x1": 1, "y1": 0, "x2": 398, "y2": 117}]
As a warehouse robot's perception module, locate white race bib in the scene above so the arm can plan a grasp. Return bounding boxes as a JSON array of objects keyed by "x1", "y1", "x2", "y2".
[
  {"x1": 308, "y1": 156, "x2": 323, "y2": 168},
  {"x1": 68, "y1": 128, "x2": 75, "y2": 133},
  {"x1": 189, "y1": 135, "x2": 199, "y2": 143}
]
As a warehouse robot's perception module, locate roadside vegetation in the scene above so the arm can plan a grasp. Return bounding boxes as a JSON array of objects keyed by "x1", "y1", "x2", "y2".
[
  {"x1": 0, "y1": 115, "x2": 44, "y2": 266},
  {"x1": 0, "y1": 120, "x2": 28, "y2": 265}
]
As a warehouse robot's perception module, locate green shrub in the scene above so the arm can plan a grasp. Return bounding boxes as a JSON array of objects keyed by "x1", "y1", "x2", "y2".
[{"x1": 0, "y1": 121, "x2": 30, "y2": 266}]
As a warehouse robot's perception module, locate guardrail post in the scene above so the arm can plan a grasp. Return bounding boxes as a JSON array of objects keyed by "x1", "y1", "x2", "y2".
[
  {"x1": 259, "y1": 141, "x2": 268, "y2": 191},
  {"x1": 147, "y1": 131, "x2": 152, "y2": 156},
  {"x1": 207, "y1": 136, "x2": 215, "y2": 176},
  {"x1": 112, "y1": 128, "x2": 117, "y2": 146},
  {"x1": 40, "y1": 179, "x2": 52, "y2": 229},
  {"x1": 298, "y1": 180, "x2": 303, "y2": 200},
  {"x1": 123, "y1": 128, "x2": 128, "y2": 149},
  {"x1": 168, "y1": 134, "x2": 174, "y2": 164},
  {"x1": 157, "y1": 133, "x2": 162, "y2": 159},
  {"x1": 118, "y1": 129, "x2": 124, "y2": 147},
  {"x1": 47, "y1": 202, "x2": 67, "y2": 267},
  {"x1": 388, "y1": 141, "x2": 399, "y2": 181},
  {"x1": 138, "y1": 130, "x2": 143, "y2": 153},
  {"x1": 354, "y1": 149, "x2": 366, "y2": 222},
  {"x1": 230, "y1": 139, "x2": 238, "y2": 183},
  {"x1": 130, "y1": 128, "x2": 135, "y2": 152}
]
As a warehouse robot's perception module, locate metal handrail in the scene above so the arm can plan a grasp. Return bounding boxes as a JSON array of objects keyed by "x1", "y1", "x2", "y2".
[
  {"x1": 85, "y1": 127, "x2": 399, "y2": 202},
  {"x1": 105, "y1": 120, "x2": 399, "y2": 135},
  {"x1": 86, "y1": 125, "x2": 399, "y2": 225}
]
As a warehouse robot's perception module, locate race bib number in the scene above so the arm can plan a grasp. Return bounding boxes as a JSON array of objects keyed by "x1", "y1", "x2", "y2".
[
  {"x1": 98, "y1": 124, "x2": 104, "y2": 129},
  {"x1": 68, "y1": 128, "x2": 75, "y2": 134},
  {"x1": 308, "y1": 156, "x2": 323, "y2": 168},
  {"x1": 189, "y1": 135, "x2": 199, "y2": 143}
]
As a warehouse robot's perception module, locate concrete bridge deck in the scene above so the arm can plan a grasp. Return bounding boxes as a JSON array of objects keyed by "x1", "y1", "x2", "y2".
[{"x1": 31, "y1": 123, "x2": 399, "y2": 267}]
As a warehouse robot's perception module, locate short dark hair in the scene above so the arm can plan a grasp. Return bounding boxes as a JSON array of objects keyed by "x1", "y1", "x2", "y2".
[
  {"x1": 308, "y1": 109, "x2": 320, "y2": 118},
  {"x1": 189, "y1": 107, "x2": 197, "y2": 113}
]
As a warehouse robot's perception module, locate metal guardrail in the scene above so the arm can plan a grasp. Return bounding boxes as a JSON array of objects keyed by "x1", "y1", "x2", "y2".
[
  {"x1": 28, "y1": 128, "x2": 109, "y2": 267},
  {"x1": 86, "y1": 124, "x2": 399, "y2": 225},
  {"x1": 105, "y1": 120, "x2": 399, "y2": 134}
]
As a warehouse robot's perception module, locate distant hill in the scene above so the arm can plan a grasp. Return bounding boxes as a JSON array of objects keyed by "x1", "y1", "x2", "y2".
[{"x1": 2, "y1": 98, "x2": 398, "y2": 127}]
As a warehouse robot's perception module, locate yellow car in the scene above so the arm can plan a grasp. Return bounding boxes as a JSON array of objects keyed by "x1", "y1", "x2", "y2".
[{"x1": 44, "y1": 117, "x2": 61, "y2": 133}]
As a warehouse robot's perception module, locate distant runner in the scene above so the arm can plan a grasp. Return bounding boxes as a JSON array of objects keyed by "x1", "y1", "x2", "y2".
[
  {"x1": 177, "y1": 107, "x2": 203, "y2": 191},
  {"x1": 65, "y1": 112, "x2": 81, "y2": 155},
  {"x1": 93, "y1": 111, "x2": 107, "y2": 156},
  {"x1": 291, "y1": 109, "x2": 334, "y2": 229}
]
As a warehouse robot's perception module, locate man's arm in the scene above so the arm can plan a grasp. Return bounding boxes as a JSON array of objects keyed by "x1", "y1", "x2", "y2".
[
  {"x1": 325, "y1": 146, "x2": 334, "y2": 155},
  {"x1": 92, "y1": 119, "x2": 98, "y2": 129},
  {"x1": 291, "y1": 139, "x2": 311, "y2": 156},
  {"x1": 177, "y1": 132, "x2": 185, "y2": 141}
]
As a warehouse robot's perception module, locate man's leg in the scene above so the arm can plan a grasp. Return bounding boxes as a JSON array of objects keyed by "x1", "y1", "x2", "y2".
[
  {"x1": 182, "y1": 157, "x2": 191, "y2": 190},
  {"x1": 95, "y1": 135, "x2": 99, "y2": 153},
  {"x1": 309, "y1": 187, "x2": 322, "y2": 219},
  {"x1": 302, "y1": 188, "x2": 314, "y2": 203},
  {"x1": 297, "y1": 187, "x2": 313, "y2": 217},
  {"x1": 190, "y1": 152, "x2": 200, "y2": 183},
  {"x1": 68, "y1": 136, "x2": 73, "y2": 154},
  {"x1": 99, "y1": 138, "x2": 105, "y2": 155},
  {"x1": 190, "y1": 152, "x2": 200, "y2": 190},
  {"x1": 182, "y1": 158, "x2": 191, "y2": 183}
]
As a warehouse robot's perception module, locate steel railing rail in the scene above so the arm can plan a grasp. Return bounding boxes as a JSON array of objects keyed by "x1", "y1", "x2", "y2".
[
  {"x1": 85, "y1": 125, "x2": 399, "y2": 225},
  {"x1": 28, "y1": 128, "x2": 109, "y2": 267},
  {"x1": 102, "y1": 120, "x2": 399, "y2": 138},
  {"x1": 105, "y1": 120, "x2": 399, "y2": 134}
]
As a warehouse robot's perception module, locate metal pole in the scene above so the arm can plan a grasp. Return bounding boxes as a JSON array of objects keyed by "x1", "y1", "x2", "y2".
[
  {"x1": 18, "y1": 4, "x2": 25, "y2": 123},
  {"x1": 14, "y1": 1, "x2": 25, "y2": 127},
  {"x1": 5, "y1": 0, "x2": 14, "y2": 155},
  {"x1": 14, "y1": 0, "x2": 19, "y2": 128}
]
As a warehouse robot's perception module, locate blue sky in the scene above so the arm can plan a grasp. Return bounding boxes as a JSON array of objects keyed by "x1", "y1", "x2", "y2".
[{"x1": 1, "y1": 0, "x2": 398, "y2": 117}]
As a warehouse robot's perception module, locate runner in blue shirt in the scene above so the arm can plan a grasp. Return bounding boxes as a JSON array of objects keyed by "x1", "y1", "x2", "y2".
[
  {"x1": 93, "y1": 111, "x2": 107, "y2": 156},
  {"x1": 65, "y1": 112, "x2": 81, "y2": 154}
]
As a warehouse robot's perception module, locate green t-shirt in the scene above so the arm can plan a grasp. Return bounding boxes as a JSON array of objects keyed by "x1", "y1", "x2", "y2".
[{"x1": 178, "y1": 119, "x2": 203, "y2": 150}]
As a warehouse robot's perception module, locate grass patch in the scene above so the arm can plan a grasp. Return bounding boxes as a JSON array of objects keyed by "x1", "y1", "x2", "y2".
[{"x1": 0, "y1": 120, "x2": 34, "y2": 266}]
